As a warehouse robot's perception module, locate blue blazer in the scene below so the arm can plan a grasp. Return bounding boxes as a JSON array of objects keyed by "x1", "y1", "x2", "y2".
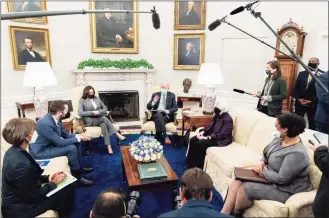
[
  {"x1": 29, "y1": 114, "x2": 78, "y2": 158},
  {"x1": 315, "y1": 72, "x2": 329, "y2": 125},
  {"x1": 157, "y1": 200, "x2": 233, "y2": 218}
]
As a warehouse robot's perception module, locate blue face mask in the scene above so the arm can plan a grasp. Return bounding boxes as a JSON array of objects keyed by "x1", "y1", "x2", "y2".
[{"x1": 161, "y1": 89, "x2": 168, "y2": 95}]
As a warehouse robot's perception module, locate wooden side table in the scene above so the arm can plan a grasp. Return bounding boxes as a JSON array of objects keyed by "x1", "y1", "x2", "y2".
[
  {"x1": 15, "y1": 102, "x2": 34, "y2": 118},
  {"x1": 62, "y1": 118, "x2": 74, "y2": 133},
  {"x1": 182, "y1": 111, "x2": 213, "y2": 136}
]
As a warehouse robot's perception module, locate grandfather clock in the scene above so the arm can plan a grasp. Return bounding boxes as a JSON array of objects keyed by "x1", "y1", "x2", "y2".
[{"x1": 275, "y1": 19, "x2": 307, "y2": 112}]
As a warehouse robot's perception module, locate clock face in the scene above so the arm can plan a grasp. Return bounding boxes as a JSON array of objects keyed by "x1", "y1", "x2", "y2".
[{"x1": 280, "y1": 30, "x2": 298, "y2": 54}]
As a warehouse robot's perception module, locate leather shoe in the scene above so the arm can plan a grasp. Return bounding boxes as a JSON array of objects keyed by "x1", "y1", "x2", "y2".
[
  {"x1": 77, "y1": 177, "x2": 93, "y2": 186},
  {"x1": 81, "y1": 167, "x2": 94, "y2": 174}
]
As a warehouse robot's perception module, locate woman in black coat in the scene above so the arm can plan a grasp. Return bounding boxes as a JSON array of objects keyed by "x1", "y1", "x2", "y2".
[
  {"x1": 309, "y1": 142, "x2": 329, "y2": 218},
  {"x1": 1, "y1": 118, "x2": 75, "y2": 218}
]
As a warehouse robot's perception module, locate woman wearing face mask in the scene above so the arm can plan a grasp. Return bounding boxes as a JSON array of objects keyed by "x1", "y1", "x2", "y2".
[
  {"x1": 254, "y1": 60, "x2": 287, "y2": 117},
  {"x1": 186, "y1": 101, "x2": 233, "y2": 169},
  {"x1": 1, "y1": 118, "x2": 75, "y2": 218},
  {"x1": 79, "y1": 86, "x2": 126, "y2": 155},
  {"x1": 221, "y1": 113, "x2": 314, "y2": 216}
]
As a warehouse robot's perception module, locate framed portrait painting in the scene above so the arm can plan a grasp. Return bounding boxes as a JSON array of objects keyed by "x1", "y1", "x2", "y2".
[
  {"x1": 9, "y1": 26, "x2": 51, "y2": 70},
  {"x1": 174, "y1": 0, "x2": 206, "y2": 30},
  {"x1": 7, "y1": 1, "x2": 47, "y2": 24},
  {"x1": 174, "y1": 33, "x2": 205, "y2": 70},
  {"x1": 90, "y1": 0, "x2": 138, "y2": 54}
]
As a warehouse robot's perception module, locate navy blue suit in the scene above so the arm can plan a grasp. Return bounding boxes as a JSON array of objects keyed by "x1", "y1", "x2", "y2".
[
  {"x1": 29, "y1": 114, "x2": 82, "y2": 171},
  {"x1": 158, "y1": 200, "x2": 233, "y2": 218},
  {"x1": 315, "y1": 71, "x2": 329, "y2": 134},
  {"x1": 293, "y1": 71, "x2": 317, "y2": 129}
]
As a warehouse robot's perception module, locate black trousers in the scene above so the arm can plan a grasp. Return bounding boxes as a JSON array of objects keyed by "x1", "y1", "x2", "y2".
[
  {"x1": 152, "y1": 111, "x2": 170, "y2": 133},
  {"x1": 295, "y1": 102, "x2": 316, "y2": 130},
  {"x1": 258, "y1": 105, "x2": 275, "y2": 117},
  {"x1": 186, "y1": 136, "x2": 218, "y2": 169},
  {"x1": 4, "y1": 184, "x2": 75, "y2": 218}
]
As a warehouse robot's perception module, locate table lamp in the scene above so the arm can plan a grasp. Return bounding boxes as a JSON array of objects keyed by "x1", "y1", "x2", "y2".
[
  {"x1": 23, "y1": 62, "x2": 58, "y2": 118},
  {"x1": 196, "y1": 63, "x2": 224, "y2": 114}
]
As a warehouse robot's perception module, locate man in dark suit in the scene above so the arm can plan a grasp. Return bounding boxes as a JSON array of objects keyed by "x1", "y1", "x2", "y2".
[
  {"x1": 147, "y1": 81, "x2": 178, "y2": 144},
  {"x1": 293, "y1": 57, "x2": 323, "y2": 130},
  {"x1": 178, "y1": 42, "x2": 199, "y2": 66},
  {"x1": 314, "y1": 71, "x2": 329, "y2": 134},
  {"x1": 158, "y1": 168, "x2": 232, "y2": 218},
  {"x1": 16, "y1": 0, "x2": 41, "y2": 12},
  {"x1": 96, "y1": 8, "x2": 132, "y2": 48},
  {"x1": 179, "y1": 1, "x2": 200, "y2": 25},
  {"x1": 29, "y1": 100, "x2": 94, "y2": 186},
  {"x1": 18, "y1": 37, "x2": 45, "y2": 65}
]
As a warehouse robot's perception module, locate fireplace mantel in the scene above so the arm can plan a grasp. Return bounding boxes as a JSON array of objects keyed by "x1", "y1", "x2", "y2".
[{"x1": 73, "y1": 68, "x2": 157, "y2": 120}]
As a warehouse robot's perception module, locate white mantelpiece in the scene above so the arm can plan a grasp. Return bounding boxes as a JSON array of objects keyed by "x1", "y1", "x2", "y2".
[{"x1": 73, "y1": 68, "x2": 157, "y2": 120}]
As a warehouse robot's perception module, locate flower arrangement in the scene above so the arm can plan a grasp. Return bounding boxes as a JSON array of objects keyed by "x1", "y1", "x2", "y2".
[{"x1": 129, "y1": 136, "x2": 163, "y2": 162}]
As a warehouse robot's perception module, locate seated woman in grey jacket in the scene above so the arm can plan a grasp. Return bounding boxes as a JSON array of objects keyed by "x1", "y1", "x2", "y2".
[
  {"x1": 79, "y1": 86, "x2": 126, "y2": 155},
  {"x1": 221, "y1": 113, "x2": 314, "y2": 216}
]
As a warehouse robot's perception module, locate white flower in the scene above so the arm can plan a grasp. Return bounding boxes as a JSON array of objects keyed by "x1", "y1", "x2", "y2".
[
  {"x1": 149, "y1": 148, "x2": 153, "y2": 153},
  {"x1": 140, "y1": 151, "x2": 144, "y2": 155},
  {"x1": 134, "y1": 155, "x2": 139, "y2": 160},
  {"x1": 157, "y1": 153, "x2": 161, "y2": 159},
  {"x1": 144, "y1": 150, "x2": 149, "y2": 154},
  {"x1": 144, "y1": 154, "x2": 150, "y2": 161},
  {"x1": 138, "y1": 156, "x2": 143, "y2": 161},
  {"x1": 151, "y1": 153, "x2": 157, "y2": 161}
]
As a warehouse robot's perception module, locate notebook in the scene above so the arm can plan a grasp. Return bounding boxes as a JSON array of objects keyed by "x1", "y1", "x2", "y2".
[
  {"x1": 234, "y1": 167, "x2": 271, "y2": 184},
  {"x1": 137, "y1": 162, "x2": 167, "y2": 183},
  {"x1": 314, "y1": 132, "x2": 328, "y2": 145},
  {"x1": 46, "y1": 173, "x2": 77, "y2": 197},
  {"x1": 35, "y1": 159, "x2": 51, "y2": 170}
]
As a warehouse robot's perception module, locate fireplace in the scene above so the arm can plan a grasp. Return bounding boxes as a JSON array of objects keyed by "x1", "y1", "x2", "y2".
[{"x1": 99, "y1": 91, "x2": 139, "y2": 122}]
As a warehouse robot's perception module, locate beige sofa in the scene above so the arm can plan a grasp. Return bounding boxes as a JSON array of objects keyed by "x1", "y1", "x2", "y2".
[
  {"x1": 192, "y1": 107, "x2": 323, "y2": 217},
  {"x1": 1, "y1": 143, "x2": 70, "y2": 218}
]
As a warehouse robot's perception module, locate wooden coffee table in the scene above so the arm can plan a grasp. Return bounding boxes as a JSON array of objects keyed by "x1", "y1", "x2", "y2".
[{"x1": 120, "y1": 146, "x2": 179, "y2": 203}]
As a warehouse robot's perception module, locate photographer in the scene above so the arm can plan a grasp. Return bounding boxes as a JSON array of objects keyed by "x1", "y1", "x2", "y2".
[
  {"x1": 90, "y1": 188, "x2": 140, "y2": 218},
  {"x1": 309, "y1": 143, "x2": 329, "y2": 218},
  {"x1": 158, "y1": 168, "x2": 232, "y2": 217}
]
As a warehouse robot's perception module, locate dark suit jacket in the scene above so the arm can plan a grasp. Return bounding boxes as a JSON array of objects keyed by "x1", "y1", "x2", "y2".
[
  {"x1": 147, "y1": 91, "x2": 178, "y2": 121},
  {"x1": 205, "y1": 112, "x2": 233, "y2": 146},
  {"x1": 312, "y1": 146, "x2": 329, "y2": 218},
  {"x1": 16, "y1": 2, "x2": 41, "y2": 12},
  {"x1": 257, "y1": 76, "x2": 287, "y2": 116},
  {"x1": 1, "y1": 146, "x2": 56, "y2": 218},
  {"x1": 29, "y1": 114, "x2": 78, "y2": 158},
  {"x1": 180, "y1": 9, "x2": 200, "y2": 25},
  {"x1": 18, "y1": 49, "x2": 44, "y2": 65},
  {"x1": 315, "y1": 72, "x2": 329, "y2": 125},
  {"x1": 293, "y1": 71, "x2": 317, "y2": 102},
  {"x1": 158, "y1": 200, "x2": 233, "y2": 218},
  {"x1": 179, "y1": 51, "x2": 199, "y2": 66}
]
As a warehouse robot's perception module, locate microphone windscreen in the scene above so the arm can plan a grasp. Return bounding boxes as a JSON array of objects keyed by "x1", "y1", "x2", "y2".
[
  {"x1": 230, "y1": 6, "x2": 245, "y2": 15},
  {"x1": 152, "y1": 11, "x2": 160, "y2": 29},
  {"x1": 208, "y1": 19, "x2": 221, "y2": 31},
  {"x1": 233, "y1": 89, "x2": 245, "y2": 94}
]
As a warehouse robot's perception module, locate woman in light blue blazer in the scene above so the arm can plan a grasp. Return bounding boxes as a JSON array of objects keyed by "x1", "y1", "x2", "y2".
[{"x1": 79, "y1": 86, "x2": 126, "y2": 155}]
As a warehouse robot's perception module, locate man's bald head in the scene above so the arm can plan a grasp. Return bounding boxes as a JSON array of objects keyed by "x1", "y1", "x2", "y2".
[
  {"x1": 160, "y1": 81, "x2": 169, "y2": 90},
  {"x1": 90, "y1": 188, "x2": 126, "y2": 218},
  {"x1": 309, "y1": 57, "x2": 319, "y2": 64}
]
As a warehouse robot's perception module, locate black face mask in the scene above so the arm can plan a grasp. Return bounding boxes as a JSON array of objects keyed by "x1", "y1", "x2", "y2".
[
  {"x1": 88, "y1": 94, "x2": 95, "y2": 99},
  {"x1": 214, "y1": 107, "x2": 221, "y2": 114},
  {"x1": 308, "y1": 62, "x2": 318, "y2": 70},
  {"x1": 265, "y1": 70, "x2": 272, "y2": 75}
]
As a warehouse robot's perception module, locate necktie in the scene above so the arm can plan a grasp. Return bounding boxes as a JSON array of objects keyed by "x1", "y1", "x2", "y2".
[
  {"x1": 162, "y1": 94, "x2": 167, "y2": 108},
  {"x1": 56, "y1": 123, "x2": 61, "y2": 136},
  {"x1": 306, "y1": 74, "x2": 312, "y2": 89}
]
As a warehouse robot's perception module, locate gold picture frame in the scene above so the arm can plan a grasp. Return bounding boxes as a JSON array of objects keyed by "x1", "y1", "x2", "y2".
[
  {"x1": 174, "y1": 0, "x2": 207, "y2": 30},
  {"x1": 174, "y1": 33, "x2": 205, "y2": 70},
  {"x1": 90, "y1": 0, "x2": 139, "y2": 54},
  {"x1": 9, "y1": 26, "x2": 52, "y2": 71},
  {"x1": 6, "y1": 1, "x2": 48, "y2": 24}
]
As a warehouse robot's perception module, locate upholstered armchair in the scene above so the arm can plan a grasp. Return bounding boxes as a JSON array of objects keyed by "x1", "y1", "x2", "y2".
[{"x1": 70, "y1": 87, "x2": 120, "y2": 153}]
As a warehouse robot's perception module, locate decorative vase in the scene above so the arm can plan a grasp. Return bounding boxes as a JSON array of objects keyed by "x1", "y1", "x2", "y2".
[{"x1": 129, "y1": 136, "x2": 163, "y2": 163}]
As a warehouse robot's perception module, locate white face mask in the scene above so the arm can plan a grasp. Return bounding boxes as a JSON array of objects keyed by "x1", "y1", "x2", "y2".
[{"x1": 29, "y1": 131, "x2": 38, "y2": 144}]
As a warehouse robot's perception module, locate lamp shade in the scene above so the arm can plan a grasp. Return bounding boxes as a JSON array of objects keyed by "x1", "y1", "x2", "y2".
[
  {"x1": 23, "y1": 62, "x2": 57, "y2": 87},
  {"x1": 196, "y1": 63, "x2": 224, "y2": 85}
]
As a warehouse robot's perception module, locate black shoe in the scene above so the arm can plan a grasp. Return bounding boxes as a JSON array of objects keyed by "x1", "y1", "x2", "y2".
[
  {"x1": 81, "y1": 167, "x2": 94, "y2": 174},
  {"x1": 77, "y1": 177, "x2": 93, "y2": 186}
]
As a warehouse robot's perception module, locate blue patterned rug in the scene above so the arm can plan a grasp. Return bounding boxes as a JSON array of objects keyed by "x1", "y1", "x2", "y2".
[{"x1": 70, "y1": 134, "x2": 224, "y2": 218}]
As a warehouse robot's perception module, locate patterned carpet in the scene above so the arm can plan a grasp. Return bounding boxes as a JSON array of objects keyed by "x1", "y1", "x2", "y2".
[{"x1": 70, "y1": 133, "x2": 224, "y2": 218}]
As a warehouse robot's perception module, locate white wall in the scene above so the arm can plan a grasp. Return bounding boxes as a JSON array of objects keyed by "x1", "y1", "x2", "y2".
[{"x1": 1, "y1": 1, "x2": 328, "y2": 124}]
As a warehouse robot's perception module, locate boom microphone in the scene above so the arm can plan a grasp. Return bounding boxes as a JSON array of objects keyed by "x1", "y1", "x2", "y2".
[
  {"x1": 151, "y1": 6, "x2": 160, "y2": 29},
  {"x1": 233, "y1": 89, "x2": 260, "y2": 98},
  {"x1": 230, "y1": 1, "x2": 259, "y2": 15},
  {"x1": 208, "y1": 15, "x2": 227, "y2": 31}
]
